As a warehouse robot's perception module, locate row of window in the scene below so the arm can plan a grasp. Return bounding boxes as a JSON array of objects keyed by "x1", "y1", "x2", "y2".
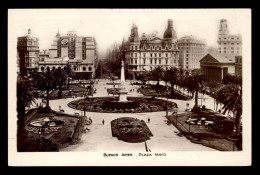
[
  {"x1": 219, "y1": 51, "x2": 240, "y2": 54},
  {"x1": 130, "y1": 53, "x2": 171, "y2": 58},
  {"x1": 129, "y1": 58, "x2": 177, "y2": 65},
  {"x1": 40, "y1": 66, "x2": 92, "y2": 71},
  {"x1": 219, "y1": 42, "x2": 240, "y2": 45},
  {"x1": 219, "y1": 47, "x2": 240, "y2": 50},
  {"x1": 129, "y1": 45, "x2": 175, "y2": 51}
]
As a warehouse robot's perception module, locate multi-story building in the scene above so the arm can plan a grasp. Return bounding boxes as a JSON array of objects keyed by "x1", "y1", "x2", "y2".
[
  {"x1": 38, "y1": 30, "x2": 98, "y2": 79},
  {"x1": 177, "y1": 35, "x2": 207, "y2": 72},
  {"x1": 125, "y1": 19, "x2": 180, "y2": 74},
  {"x1": 17, "y1": 29, "x2": 40, "y2": 76},
  {"x1": 217, "y1": 19, "x2": 242, "y2": 55}
]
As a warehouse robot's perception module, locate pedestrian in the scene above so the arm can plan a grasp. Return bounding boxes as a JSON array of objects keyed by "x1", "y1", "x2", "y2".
[
  {"x1": 148, "y1": 118, "x2": 150, "y2": 123},
  {"x1": 36, "y1": 103, "x2": 38, "y2": 107},
  {"x1": 102, "y1": 119, "x2": 105, "y2": 125},
  {"x1": 59, "y1": 105, "x2": 61, "y2": 111}
]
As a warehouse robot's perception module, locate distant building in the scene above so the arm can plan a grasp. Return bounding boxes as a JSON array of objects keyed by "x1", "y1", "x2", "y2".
[
  {"x1": 235, "y1": 56, "x2": 242, "y2": 77},
  {"x1": 217, "y1": 19, "x2": 242, "y2": 55},
  {"x1": 207, "y1": 46, "x2": 219, "y2": 54},
  {"x1": 125, "y1": 19, "x2": 180, "y2": 74},
  {"x1": 17, "y1": 29, "x2": 40, "y2": 76},
  {"x1": 177, "y1": 35, "x2": 207, "y2": 72},
  {"x1": 38, "y1": 30, "x2": 98, "y2": 79},
  {"x1": 200, "y1": 53, "x2": 236, "y2": 82}
]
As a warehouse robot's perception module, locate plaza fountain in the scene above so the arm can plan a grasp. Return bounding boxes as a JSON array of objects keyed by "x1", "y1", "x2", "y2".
[{"x1": 68, "y1": 59, "x2": 177, "y2": 113}]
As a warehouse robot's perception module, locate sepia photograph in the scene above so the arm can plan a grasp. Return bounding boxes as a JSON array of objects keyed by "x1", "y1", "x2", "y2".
[{"x1": 8, "y1": 8, "x2": 251, "y2": 166}]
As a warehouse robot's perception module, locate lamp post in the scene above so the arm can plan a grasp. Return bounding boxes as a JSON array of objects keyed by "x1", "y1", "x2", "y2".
[
  {"x1": 166, "y1": 89, "x2": 169, "y2": 117},
  {"x1": 233, "y1": 127, "x2": 236, "y2": 151}
]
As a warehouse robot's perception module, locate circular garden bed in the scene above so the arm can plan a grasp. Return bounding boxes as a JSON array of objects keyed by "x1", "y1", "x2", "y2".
[
  {"x1": 111, "y1": 117, "x2": 153, "y2": 143},
  {"x1": 67, "y1": 96, "x2": 177, "y2": 113}
]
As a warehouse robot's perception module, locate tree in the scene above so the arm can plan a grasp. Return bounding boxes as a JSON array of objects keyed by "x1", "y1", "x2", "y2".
[
  {"x1": 222, "y1": 74, "x2": 242, "y2": 85},
  {"x1": 17, "y1": 76, "x2": 36, "y2": 120},
  {"x1": 136, "y1": 71, "x2": 149, "y2": 85},
  {"x1": 32, "y1": 70, "x2": 56, "y2": 107},
  {"x1": 163, "y1": 67, "x2": 179, "y2": 96},
  {"x1": 216, "y1": 83, "x2": 242, "y2": 136},
  {"x1": 64, "y1": 63, "x2": 75, "y2": 87},
  {"x1": 188, "y1": 73, "x2": 206, "y2": 110},
  {"x1": 53, "y1": 67, "x2": 67, "y2": 98},
  {"x1": 151, "y1": 66, "x2": 164, "y2": 86}
]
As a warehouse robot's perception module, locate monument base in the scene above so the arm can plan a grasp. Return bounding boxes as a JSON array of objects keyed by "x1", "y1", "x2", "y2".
[{"x1": 119, "y1": 88, "x2": 128, "y2": 102}]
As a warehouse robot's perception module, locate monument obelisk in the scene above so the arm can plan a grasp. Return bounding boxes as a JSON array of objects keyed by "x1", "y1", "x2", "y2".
[{"x1": 118, "y1": 60, "x2": 128, "y2": 102}]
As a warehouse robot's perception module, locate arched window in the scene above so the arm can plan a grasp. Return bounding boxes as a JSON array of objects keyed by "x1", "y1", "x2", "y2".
[
  {"x1": 88, "y1": 67, "x2": 92, "y2": 71},
  {"x1": 41, "y1": 67, "x2": 44, "y2": 71},
  {"x1": 58, "y1": 66, "x2": 61, "y2": 69},
  {"x1": 74, "y1": 66, "x2": 77, "y2": 71},
  {"x1": 52, "y1": 67, "x2": 55, "y2": 70},
  {"x1": 83, "y1": 67, "x2": 86, "y2": 71},
  {"x1": 47, "y1": 67, "x2": 50, "y2": 71}
]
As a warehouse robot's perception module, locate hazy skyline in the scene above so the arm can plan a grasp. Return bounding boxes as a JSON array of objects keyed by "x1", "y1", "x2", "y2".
[{"x1": 9, "y1": 9, "x2": 250, "y2": 58}]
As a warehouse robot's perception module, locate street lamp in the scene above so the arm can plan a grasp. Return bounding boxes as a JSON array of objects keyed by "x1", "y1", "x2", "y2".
[
  {"x1": 233, "y1": 127, "x2": 237, "y2": 151},
  {"x1": 166, "y1": 89, "x2": 169, "y2": 117}
]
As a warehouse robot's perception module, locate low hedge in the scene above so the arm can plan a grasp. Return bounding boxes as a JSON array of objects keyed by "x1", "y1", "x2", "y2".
[{"x1": 101, "y1": 101, "x2": 140, "y2": 110}]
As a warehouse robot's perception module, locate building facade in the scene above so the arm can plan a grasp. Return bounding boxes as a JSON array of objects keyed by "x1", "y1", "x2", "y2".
[
  {"x1": 38, "y1": 30, "x2": 98, "y2": 78},
  {"x1": 200, "y1": 53, "x2": 236, "y2": 82},
  {"x1": 177, "y1": 35, "x2": 207, "y2": 72},
  {"x1": 17, "y1": 29, "x2": 40, "y2": 76},
  {"x1": 217, "y1": 19, "x2": 242, "y2": 55},
  {"x1": 125, "y1": 19, "x2": 180, "y2": 74}
]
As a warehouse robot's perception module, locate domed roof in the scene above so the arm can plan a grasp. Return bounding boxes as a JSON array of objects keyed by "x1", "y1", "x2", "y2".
[
  {"x1": 163, "y1": 28, "x2": 177, "y2": 39},
  {"x1": 163, "y1": 19, "x2": 177, "y2": 40}
]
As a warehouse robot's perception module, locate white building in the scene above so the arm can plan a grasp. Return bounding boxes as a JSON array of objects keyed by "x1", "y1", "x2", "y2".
[
  {"x1": 125, "y1": 19, "x2": 180, "y2": 74},
  {"x1": 38, "y1": 30, "x2": 98, "y2": 79},
  {"x1": 177, "y1": 35, "x2": 207, "y2": 72},
  {"x1": 217, "y1": 19, "x2": 242, "y2": 55}
]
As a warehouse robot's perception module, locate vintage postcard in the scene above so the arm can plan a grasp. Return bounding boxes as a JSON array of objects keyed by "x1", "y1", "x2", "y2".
[{"x1": 8, "y1": 9, "x2": 251, "y2": 166}]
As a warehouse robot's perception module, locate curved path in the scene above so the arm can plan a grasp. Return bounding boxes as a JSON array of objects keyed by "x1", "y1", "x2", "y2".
[{"x1": 32, "y1": 79, "x2": 217, "y2": 152}]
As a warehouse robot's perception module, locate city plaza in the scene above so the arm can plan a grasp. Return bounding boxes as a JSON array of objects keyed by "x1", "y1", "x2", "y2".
[{"x1": 30, "y1": 78, "x2": 218, "y2": 152}]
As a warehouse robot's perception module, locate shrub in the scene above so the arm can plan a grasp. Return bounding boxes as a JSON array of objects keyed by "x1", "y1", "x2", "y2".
[{"x1": 101, "y1": 101, "x2": 140, "y2": 110}]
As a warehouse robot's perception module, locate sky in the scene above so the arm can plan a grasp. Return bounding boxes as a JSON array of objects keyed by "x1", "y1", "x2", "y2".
[{"x1": 9, "y1": 9, "x2": 250, "y2": 58}]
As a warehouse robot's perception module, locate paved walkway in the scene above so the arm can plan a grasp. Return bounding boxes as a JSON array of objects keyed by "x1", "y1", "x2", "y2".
[{"x1": 31, "y1": 79, "x2": 217, "y2": 152}]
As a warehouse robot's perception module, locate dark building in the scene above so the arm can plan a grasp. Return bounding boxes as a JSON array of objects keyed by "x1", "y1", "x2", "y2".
[
  {"x1": 200, "y1": 53, "x2": 236, "y2": 82},
  {"x1": 235, "y1": 56, "x2": 242, "y2": 77},
  {"x1": 17, "y1": 29, "x2": 40, "y2": 76}
]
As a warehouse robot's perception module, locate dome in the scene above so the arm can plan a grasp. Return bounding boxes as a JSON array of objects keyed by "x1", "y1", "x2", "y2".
[
  {"x1": 163, "y1": 19, "x2": 177, "y2": 40},
  {"x1": 163, "y1": 28, "x2": 177, "y2": 39}
]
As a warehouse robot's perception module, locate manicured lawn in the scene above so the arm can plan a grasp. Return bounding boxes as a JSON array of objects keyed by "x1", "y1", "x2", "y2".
[
  {"x1": 166, "y1": 109, "x2": 239, "y2": 151},
  {"x1": 18, "y1": 108, "x2": 84, "y2": 151},
  {"x1": 67, "y1": 96, "x2": 177, "y2": 113}
]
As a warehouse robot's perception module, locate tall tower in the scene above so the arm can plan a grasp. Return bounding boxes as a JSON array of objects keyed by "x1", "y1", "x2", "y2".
[
  {"x1": 129, "y1": 24, "x2": 139, "y2": 42},
  {"x1": 217, "y1": 19, "x2": 242, "y2": 55},
  {"x1": 218, "y1": 19, "x2": 229, "y2": 37},
  {"x1": 17, "y1": 29, "x2": 40, "y2": 76}
]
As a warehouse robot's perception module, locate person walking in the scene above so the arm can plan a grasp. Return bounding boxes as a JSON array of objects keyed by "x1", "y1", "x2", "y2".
[
  {"x1": 148, "y1": 118, "x2": 150, "y2": 123},
  {"x1": 102, "y1": 119, "x2": 105, "y2": 125}
]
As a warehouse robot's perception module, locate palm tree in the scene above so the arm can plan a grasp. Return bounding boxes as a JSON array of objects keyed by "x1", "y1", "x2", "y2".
[
  {"x1": 17, "y1": 76, "x2": 36, "y2": 121},
  {"x1": 53, "y1": 67, "x2": 67, "y2": 98},
  {"x1": 31, "y1": 70, "x2": 56, "y2": 107},
  {"x1": 163, "y1": 67, "x2": 179, "y2": 96},
  {"x1": 151, "y1": 66, "x2": 164, "y2": 88},
  {"x1": 188, "y1": 72, "x2": 206, "y2": 110},
  {"x1": 216, "y1": 83, "x2": 242, "y2": 136}
]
